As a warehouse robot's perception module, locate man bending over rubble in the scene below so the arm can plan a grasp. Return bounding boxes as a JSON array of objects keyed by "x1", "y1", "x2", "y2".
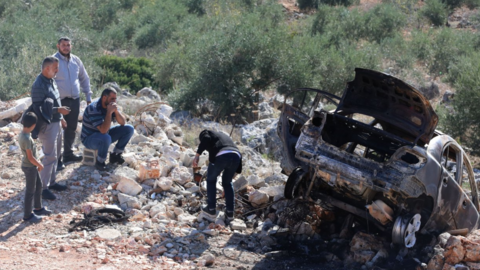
[
  {"x1": 81, "y1": 87, "x2": 134, "y2": 171},
  {"x1": 192, "y1": 130, "x2": 242, "y2": 223}
]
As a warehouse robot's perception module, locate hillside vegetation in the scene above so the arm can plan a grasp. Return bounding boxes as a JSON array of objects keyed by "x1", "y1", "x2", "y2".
[{"x1": 0, "y1": 0, "x2": 480, "y2": 151}]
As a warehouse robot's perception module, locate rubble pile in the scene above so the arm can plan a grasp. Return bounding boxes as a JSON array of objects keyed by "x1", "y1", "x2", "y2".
[{"x1": 2, "y1": 94, "x2": 480, "y2": 269}]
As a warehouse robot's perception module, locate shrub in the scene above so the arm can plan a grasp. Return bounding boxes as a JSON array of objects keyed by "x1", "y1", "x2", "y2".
[
  {"x1": 443, "y1": 53, "x2": 480, "y2": 154},
  {"x1": 168, "y1": 2, "x2": 286, "y2": 122},
  {"x1": 419, "y1": 0, "x2": 448, "y2": 27},
  {"x1": 94, "y1": 56, "x2": 157, "y2": 93},
  {"x1": 298, "y1": 0, "x2": 319, "y2": 9},
  {"x1": 362, "y1": 4, "x2": 406, "y2": 43}
]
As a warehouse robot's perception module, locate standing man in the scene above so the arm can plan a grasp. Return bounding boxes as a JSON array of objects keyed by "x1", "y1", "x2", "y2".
[
  {"x1": 192, "y1": 130, "x2": 242, "y2": 223},
  {"x1": 31, "y1": 56, "x2": 71, "y2": 200},
  {"x1": 54, "y1": 37, "x2": 93, "y2": 170},
  {"x1": 81, "y1": 87, "x2": 134, "y2": 171}
]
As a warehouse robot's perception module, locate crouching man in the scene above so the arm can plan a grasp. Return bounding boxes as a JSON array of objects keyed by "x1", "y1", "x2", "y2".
[{"x1": 81, "y1": 87, "x2": 134, "y2": 171}]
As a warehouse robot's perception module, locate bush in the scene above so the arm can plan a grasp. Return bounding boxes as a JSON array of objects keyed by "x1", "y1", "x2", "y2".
[
  {"x1": 362, "y1": 4, "x2": 406, "y2": 43},
  {"x1": 443, "y1": 53, "x2": 480, "y2": 154},
  {"x1": 298, "y1": 0, "x2": 319, "y2": 9},
  {"x1": 298, "y1": 0, "x2": 357, "y2": 9},
  {"x1": 419, "y1": 0, "x2": 448, "y2": 27},
  {"x1": 94, "y1": 56, "x2": 157, "y2": 93},
  {"x1": 168, "y1": 2, "x2": 286, "y2": 122}
]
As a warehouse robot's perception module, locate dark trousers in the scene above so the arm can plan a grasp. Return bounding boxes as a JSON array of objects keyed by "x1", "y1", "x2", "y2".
[
  {"x1": 206, "y1": 153, "x2": 240, "y2": 212},
  {"x1": 21, "y1": 166, "x2": 42, "y2": 219},
  {"x1": 60, "y1": 97, "x2": 80, "y2": 157}
]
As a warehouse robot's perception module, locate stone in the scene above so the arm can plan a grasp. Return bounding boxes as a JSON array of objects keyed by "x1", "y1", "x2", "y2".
[
  {"x1": 233, "y1": 175, "x2": 248, "y2": 191},
  {"x1": 155, "y1": 177, "x2": 173, "y2": 191},
  {"x1": 170, "y1": 166, "x2": 191, "y2": 185},
  {"x1": 438, "y1": 232, "x2": 451, "y2": 248},
  {"x1": 230, "y1": 219, "x2": 247, "y2": 231},
  {"x1": 137, "y1": 87, "x2": 160, "y2": 100},
  {"x1": 117, "y1": 193, "x2": 141, "y2": 209},
  {"x1": 187, "y1": 185, "x2": 200, "y2": 193},
  {"x1": 202, "y1": 229, "x2": 218, "y2": 236},
  {"x1": 130, "y1": 134, "x2": 150, "y2": 145},
  {"x1": 462, "y1": 238, "x2": 480, "y2": 262},
  {"x1": 247, "y1": 175, "x2": 264, "y2": 187},
  {"x1": 444, "y1": 236, "x2": 465, "y2": 265},
  {"x1": 350, "y1": 232, "x2": 384, "y2": 252},
  {"x1": 293, "y1": 222, "x2": 315, "y2": 236},
  {"x1": 166, "y1": 126, "x2": 184, "y2": 145},
  {"x1": 157, "y1": 104, "x2": 173, "y2": 118},
  {"x1": 150, "y1": 245, "x2": 167, "y2": 256},
  {"x1": 116, "y1": 176, "x2": 142, "y2": 196},
  {"x1": 97, "y1": 229, "x2": 121, "y2": 240},
  {"x1": 248, "y1": 190, "x2": 269, "y2": 207},
  {"x1": 198, "y1": 252, "x2": 215, "y2": 266},
  {"x1": 110, "y1": 167, "x2": 139, "y2": 183},
  {"x1": 427, "y1": 253, "x2": 445, "y2": 270},
  {"x1": 177, "y1": 214, "x2": 197, "y2": 223},
  {"x1": 174, "y1": 208, "x2": 184, "y2": 216},
  {"x1": 149, "y1": 203, "x2": 167, "y2": 218},
  {"x1": 466, "y1": 262, "x2": 480, "y2": 270},
  {"x1": 354, "y1": 250, "x2": 376, "y2": 264}
]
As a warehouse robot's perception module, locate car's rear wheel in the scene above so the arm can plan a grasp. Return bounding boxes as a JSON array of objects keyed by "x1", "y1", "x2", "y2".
[{"x1": 284, "y1": 167, "x2": 308, "y2": 199}]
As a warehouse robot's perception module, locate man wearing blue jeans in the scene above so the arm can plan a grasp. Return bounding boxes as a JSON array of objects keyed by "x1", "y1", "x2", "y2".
[
  {"x1": 192, "y1": 130, "x2": 242, "y2": 223},
  {"x1": 81, "y1": 87, "x2": 134, "y2": 171}
]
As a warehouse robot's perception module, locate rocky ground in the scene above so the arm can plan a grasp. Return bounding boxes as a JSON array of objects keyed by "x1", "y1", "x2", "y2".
[{"x1": 1, "y1": 88, "x2": 480, "y2": 270}]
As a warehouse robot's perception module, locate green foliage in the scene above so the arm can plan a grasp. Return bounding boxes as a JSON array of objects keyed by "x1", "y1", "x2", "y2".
[
  {"x1": 311, "y1": 4, "x2": 405, "y2": 45},
  {"x1": 298, "y1": 0, "x2": 356, "y2": 9},
  {"x1": 183, "y1": 0, "x2": 206, "y2": 15},
  {"x1": 443, "y1": 52, "x2": 480, "y2": 154},
  {"x1": 380, "y1": 35, "x2": 415, "y2": 70},
  {"x1": 410, "y1": 30, "x2": 434, "y2": 61},
  {"x1": 298, "y1": 0, "x2": 319, "y2": 9},
  {"x1": 363, "y1": 4, "x2": 406, "y2": 43},
  {"x1": 420, "y1": 0, "x2": 448, "y2": 27},
  {"x1": 464, "y1": 0, "x2": 480, "y2": 9},
  {"x1": 94, "y1": 55, "x2": 156, "y2": 93}
]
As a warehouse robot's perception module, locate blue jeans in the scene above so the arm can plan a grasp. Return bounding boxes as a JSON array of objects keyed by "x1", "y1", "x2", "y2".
[
  {"x1": 82, "y1": 124, "x2": 134, "y2": 163},
  {"x1": 206, "y1": 153, "x2": 240, "y2": 212}
]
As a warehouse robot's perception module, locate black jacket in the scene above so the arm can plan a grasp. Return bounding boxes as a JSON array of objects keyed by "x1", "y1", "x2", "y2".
[
  {"x1": 196, "y1": 130, "x2": 242, "y2": 173},
  {"x1": 22, "y1": 98, "x2": 53, "y2": 139}
]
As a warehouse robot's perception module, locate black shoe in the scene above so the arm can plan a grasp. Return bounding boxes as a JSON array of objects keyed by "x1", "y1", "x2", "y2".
[
  {"x1": 57, "y1": 161, "x2": 65, "y2": 171},
  {"x1": 226, "y1": 210, "x2": 234, "y2": 222},
  {"x1": 33, "y1": 207, "x2": 53, "y2": 216},
  {"x1": 95, "y1": 160, "x2": 107, "y2": 171},
  {"x1": 200, "y1": 206, "x2": 216, "y2": 222},
  {"x1": 42, "y1": 189, "x2": 56, "y2": 200},
  {"x1": 63, "y1": 154, "x2": 83, "y2": 163},
  {"x1": 109, "y1": 152, "x2": 125, "y2": 164},
  {"x1": 23, "y1": 213, "x2": 43, "y2": 223},
  {"x1": 49, "y1": 183, "x2": 67, "y2": 191}
]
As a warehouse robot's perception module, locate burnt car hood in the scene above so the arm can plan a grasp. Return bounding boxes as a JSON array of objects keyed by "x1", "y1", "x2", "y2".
[{"x1": 336, "y1": 68, "x2": 438, "y2": 145}]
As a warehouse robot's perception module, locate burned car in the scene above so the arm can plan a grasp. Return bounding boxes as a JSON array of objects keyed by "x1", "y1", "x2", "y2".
[{"x1": 278, "y1": 68, "x2": 480, "y2": 248}]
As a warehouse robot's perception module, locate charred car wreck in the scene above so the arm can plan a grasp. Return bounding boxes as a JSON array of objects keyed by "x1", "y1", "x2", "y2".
[{"x1": 278, "y1": 68, "x2": 479, "y2": 248}]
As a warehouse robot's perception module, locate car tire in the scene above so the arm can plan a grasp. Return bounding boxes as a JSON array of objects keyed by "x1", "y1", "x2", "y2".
[{"x1": 284, "y1": 167, "x2": 307, "y2": 199}]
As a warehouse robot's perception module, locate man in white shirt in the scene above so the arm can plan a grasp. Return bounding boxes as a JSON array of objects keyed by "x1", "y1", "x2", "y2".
[{"x1": 53, "y1": 37, "x2": 93, "y2": 170}]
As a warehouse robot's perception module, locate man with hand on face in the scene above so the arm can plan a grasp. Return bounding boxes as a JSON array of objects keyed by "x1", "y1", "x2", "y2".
[
  {"x1": 54, "y1": 37, "x2": 92, "y2": 170},
  {"x1": 31, "y1": 56, "x2": 71, "y2": 200},
  {"x1": 81, "y1": 87, "x2": 134, "y2": 171}
]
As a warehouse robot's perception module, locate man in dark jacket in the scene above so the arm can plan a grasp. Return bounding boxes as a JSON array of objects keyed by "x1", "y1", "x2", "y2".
[
  {"x1": 192, "y1": 130, "x2": 242, "y2": 222},
  {"x1": 31, "y1": 56, "x2": 71, "y2": 200}
]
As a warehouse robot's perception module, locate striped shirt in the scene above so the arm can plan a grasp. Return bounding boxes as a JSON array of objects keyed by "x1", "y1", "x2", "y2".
[{"x1": 81, "y1": 98, "x2": 115, "y2": 142}]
